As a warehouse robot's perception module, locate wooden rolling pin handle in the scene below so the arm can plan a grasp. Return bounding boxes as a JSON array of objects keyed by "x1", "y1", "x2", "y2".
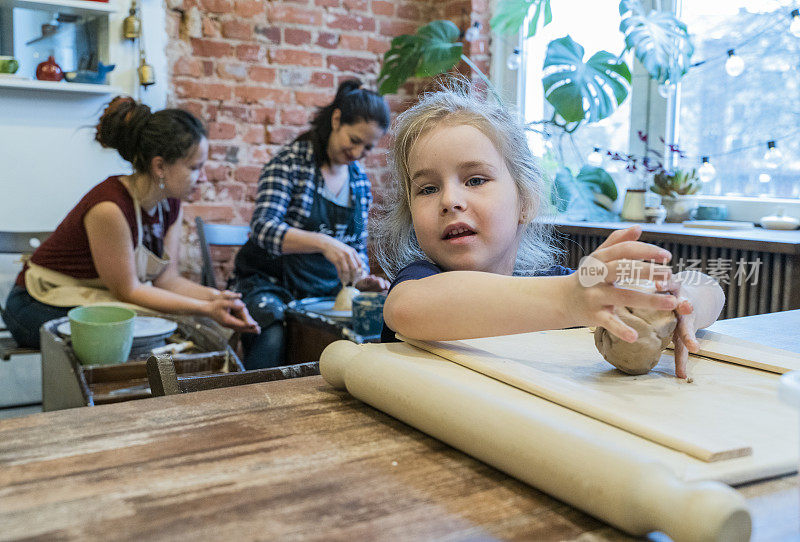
[
  {"x1": 320, "y1": 341, "x2": 751, "y2": 542},
  {"x1": 622, "y1": 463, "x2": 750, "y2": 541}
]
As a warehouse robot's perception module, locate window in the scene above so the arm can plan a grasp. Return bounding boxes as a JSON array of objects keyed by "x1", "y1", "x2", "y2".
[
  {"x1": 522, "y1": 0, "x2": 632, "y2": 181},
  {"x1": 519, "y1": 0, "x2": 800, "y2": 200},
  {"x1": 675, "y1": 0, "x2": 800, "y2": 198}
]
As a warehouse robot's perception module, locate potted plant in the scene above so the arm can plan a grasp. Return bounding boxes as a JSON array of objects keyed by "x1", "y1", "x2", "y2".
[
  {"x1": 650, "y1": 168, "x2": 701, "y2": 222},
  {"x1": 375, "y1": 0, "x2": 694, "y2": 222}
]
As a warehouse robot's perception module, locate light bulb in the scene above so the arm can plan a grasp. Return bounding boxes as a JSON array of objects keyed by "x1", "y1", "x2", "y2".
[
  {"x1": 759, "y1": 173, "x2": 772, "y2": 183},
  {"x1": 698, "y1": 157, "x2": 716, "y2": 183},
  {"x1": 464, "y1": 21, "x2": 481, "y2": 42},
  {"x1": 587, "y1": 147, "x2": 604, "y2": 167},
  {"x1": 725, "y1": 49, "x2": 744, "y2": 77},
  {"x1": 506, "y1": 48, "x2": 521, "y2": 71},
  {"x1": 763, "y1": 140, "x2": 783, "y2": 168},
  {"x1": 791, "y1": 9, "x2": 800, "y2": 38},
  {"x1": 658, "y1": 80, "x2": 676, "y2": 98}
]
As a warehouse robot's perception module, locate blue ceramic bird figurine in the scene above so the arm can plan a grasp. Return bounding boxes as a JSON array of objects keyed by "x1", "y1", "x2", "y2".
[{"x1": 64, "y1": 62, "x2": 116, "y2": 85}]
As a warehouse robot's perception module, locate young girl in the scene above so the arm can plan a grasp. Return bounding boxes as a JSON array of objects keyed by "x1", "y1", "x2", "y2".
[{"x1": 372, "y1": 84, "x2": 722, "y2": 379}]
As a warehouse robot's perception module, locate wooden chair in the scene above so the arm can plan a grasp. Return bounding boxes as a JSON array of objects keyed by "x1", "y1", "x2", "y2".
[
  {"x1": 195, "y1": 217, "x2": 250, "y2": 290},
  {"x1": 0, "y1": 230, "x2": 52, "y2": 361},
  {"x1": 146, "y1": 353, "x2": 320, "y2": 396}
]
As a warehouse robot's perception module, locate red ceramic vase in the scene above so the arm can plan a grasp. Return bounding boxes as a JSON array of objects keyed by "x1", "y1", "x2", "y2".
[{"x1": 36, "y1": 56, "x2": 63, "y2": 81}]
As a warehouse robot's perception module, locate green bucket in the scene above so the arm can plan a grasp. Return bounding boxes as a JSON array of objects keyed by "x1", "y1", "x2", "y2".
[{"x1": 67, "y1": 306, "x2": 136, "y2": 366}]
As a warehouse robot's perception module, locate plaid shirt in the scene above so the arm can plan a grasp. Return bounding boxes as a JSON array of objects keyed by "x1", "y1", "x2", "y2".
[{"x1": 250, "y1": 139, "x2": 372, "y2": 270}]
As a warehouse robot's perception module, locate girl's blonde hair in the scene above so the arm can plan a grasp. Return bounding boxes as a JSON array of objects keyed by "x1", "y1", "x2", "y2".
[{"x1": 371, "y1": 80, "x2": 561, "y2": 280}]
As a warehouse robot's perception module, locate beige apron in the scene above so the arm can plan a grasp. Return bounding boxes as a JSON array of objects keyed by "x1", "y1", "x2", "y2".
[{"x1": 25, "y1": 198, "x2": 171, "y2": 308}]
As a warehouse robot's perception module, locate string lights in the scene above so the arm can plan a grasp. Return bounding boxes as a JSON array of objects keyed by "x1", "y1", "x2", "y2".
[
  {"x1": 790, "y1": 8, "x2": 800, "y2": 37},
  {"x1": 724, "y1": 49, "x2": 745, "y2": 77},
  {"x1": 464, "y1": 21, "x2": 481, "y2": 42},
  {"x1": 657, "y1": 80, "x2": 676, "y2": 98},
  {"x1": 698, "y1": 156, "x2": 717, "y2": 183},
  {"x1": 763, "y1": 140, "x2": 784, "y2": 168},
  {"x1": 506, "y1": 48, "x2": 521, "y2": 71},
  {"x1": 587, "y1": 147, "x2": 604, "y2": 167},
  {"x1": 575, "y1": 5, "x2": 800, "y2": 174}
]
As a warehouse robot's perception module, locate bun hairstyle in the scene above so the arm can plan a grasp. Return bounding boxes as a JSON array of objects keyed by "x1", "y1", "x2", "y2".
[
  {"x1": 95, "y1": 96, "x2": 207, "y2": 173},
  {"x1": 298, "y1": 79, "x2": 391, "y2": 167}
]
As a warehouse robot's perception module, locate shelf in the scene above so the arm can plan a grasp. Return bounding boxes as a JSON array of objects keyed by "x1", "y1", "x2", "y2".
[
  {"x1": 0, "y1": 76, "x2": 118, "y2": 94},
  {"x1": 0, "y1": 0, "x2": 115, "y2": 16}
]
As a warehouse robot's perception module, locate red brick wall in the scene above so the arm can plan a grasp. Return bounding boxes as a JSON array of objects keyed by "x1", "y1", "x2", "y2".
[{"x1": 165, "y1": 0, "x2": 492, "y2": 282}]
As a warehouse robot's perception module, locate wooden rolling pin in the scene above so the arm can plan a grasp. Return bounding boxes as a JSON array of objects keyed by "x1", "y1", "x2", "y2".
[{"x1": 320, "y1": 341, "x2": 751, "y2": 542}]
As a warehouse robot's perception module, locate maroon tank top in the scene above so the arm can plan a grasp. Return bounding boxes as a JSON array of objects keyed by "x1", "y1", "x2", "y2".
[{"x1": 16, "y1": 176, "x2": 181, "y2": 287}]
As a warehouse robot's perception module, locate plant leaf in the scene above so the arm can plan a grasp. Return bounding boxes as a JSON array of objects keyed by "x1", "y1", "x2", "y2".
[
  {"x1": 377, "y1": 21, "x2": 462, "y2": 95},
  {"x1": 417, "y1": 20, "x2": 463, "y2": 77},
  {"x1": 378, "y1": 35, "x2": 423, "y2": 94},
  {"x1": 551, "y1": 168, "x2": 575, "y2": 213},
  {"x1": 552, "y1": 167, "x2": 620, "y2": 217},
  {"x1": 619, "y1": 0, "x2": 693, "y2": 85},
  {"x1": 542, "y1": 36, "x2": 632, "y2": 123},
  {"x1": 490, "y1": 0, "x2": 552, "y2": 37},
  {"x1": 576, "y1": 165, "x2": 618, "y2": 202}
]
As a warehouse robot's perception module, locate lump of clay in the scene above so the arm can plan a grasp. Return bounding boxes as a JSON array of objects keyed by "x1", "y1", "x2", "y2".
[
  {"x1": 333, "y1": 285, "x2": 359, "y2": 311},
  {"x1": 594, "y1": 306, "x2": 677, "y2": 375}
]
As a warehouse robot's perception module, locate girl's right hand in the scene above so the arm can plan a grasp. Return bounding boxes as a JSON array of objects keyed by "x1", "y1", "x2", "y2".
[
  {"x1": 206, "y1": 298, "x2": 261, "y2": 334},
  {"x1": 567, "y1": 226, "x2": 677, "y2": 343},
  {"x1": 319, "y1": 235, "x2": 363, "y2": 285}
]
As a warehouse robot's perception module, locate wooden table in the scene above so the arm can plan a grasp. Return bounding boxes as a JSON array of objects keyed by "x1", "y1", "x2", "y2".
[{"x1": 1, "y1": 312, "x2": 798, "y2": 541}]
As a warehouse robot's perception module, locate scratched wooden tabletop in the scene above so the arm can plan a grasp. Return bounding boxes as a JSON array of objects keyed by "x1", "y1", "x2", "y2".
[{"x1": 1, "y1": 311, "x2": 798, "y2": 541}]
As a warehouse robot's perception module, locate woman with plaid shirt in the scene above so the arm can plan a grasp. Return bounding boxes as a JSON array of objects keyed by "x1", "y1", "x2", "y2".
[{"x1": 229, "y1": 80, "x2": 390, "y2": 369}]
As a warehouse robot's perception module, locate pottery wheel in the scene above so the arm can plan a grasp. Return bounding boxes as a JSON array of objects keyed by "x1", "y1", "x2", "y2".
[
  {"x1": 56, "y1": 316, "x2": 178, "y2": 339},
  {"x1": 295, "y1": 298, "x2": 351, "y2": 321}
]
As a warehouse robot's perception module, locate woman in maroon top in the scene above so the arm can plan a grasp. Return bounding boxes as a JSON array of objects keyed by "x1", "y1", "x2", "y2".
[{"x1": 3, "y1": 96, "x2": 258, "y2": 348}]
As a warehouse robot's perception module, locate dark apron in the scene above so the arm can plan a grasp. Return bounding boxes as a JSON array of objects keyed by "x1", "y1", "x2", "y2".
[{"x1": 233, "y1": 171, "x2": 363, "y2": 301}]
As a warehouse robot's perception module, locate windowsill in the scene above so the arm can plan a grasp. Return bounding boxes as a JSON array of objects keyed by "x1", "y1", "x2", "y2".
[
  {"x1": 548, "y1": 218, "x2": 800, "y2": 254},
  {"x1": 694, "y1": 195, "x2": 800, "y2": 223}
]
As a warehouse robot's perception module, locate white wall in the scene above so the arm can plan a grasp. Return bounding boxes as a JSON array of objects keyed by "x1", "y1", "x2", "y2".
[
  {"x1": 0, "y1": 0, "x2": 167, "y2": 231},
  {"x1": 0, "y1": 0, "x2": 168, "y2": 408}
]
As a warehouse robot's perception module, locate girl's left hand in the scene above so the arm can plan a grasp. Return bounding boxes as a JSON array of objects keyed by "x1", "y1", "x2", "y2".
[{"x1": 354, "y1": 274, "x2": 390, "y2": 292}]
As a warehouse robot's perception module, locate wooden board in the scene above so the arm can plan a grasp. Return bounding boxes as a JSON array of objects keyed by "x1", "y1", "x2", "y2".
[
  {"x1": 399, "y1": 327, "x2": 795, "y2": 463},
  {"x1": 322, "y1": 341, "x2": 797, "y2": 485},
  {"x1": 692, "y1": 329, "x2": 800, "y2": 374}
]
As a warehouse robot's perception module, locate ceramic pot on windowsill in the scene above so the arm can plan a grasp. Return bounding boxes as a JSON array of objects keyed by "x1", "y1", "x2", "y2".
[{"x1": 661, "y1": 195, "x2": 698, "y2": 223}]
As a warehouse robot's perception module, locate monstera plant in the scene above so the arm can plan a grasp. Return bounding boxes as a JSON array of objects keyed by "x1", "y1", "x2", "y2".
[
  {"x1": 378, "y1": 20, "x2": 495, "y2": 96},
  {"x1": 619, "y1": 0, "x2": 694, "y2": 85},
  {"x1": 376, "y1": 0, "x2": 693, "y2": 219}
]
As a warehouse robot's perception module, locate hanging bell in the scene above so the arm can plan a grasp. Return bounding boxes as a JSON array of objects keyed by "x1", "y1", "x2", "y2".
[
  {"x1": 138, "y1": 53, "x2": 155, "y2": 87},
  {"x1": 123, "y1": 1, "x2": 141, "y2": 40}
]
